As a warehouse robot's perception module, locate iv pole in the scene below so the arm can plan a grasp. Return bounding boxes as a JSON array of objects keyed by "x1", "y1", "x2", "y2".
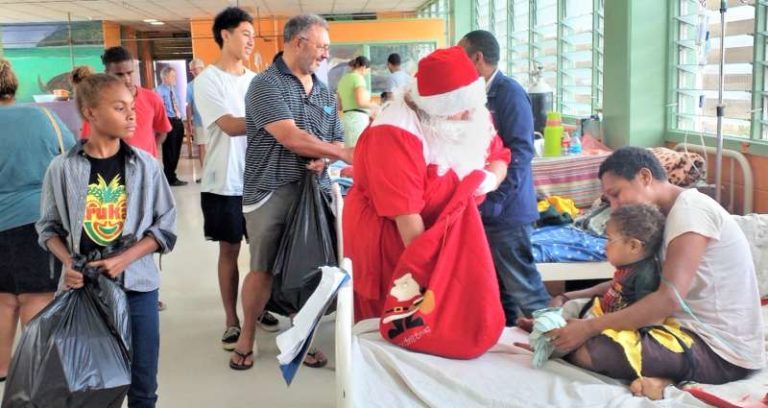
[{"x1": 714, "y1": 0, "x2": 727, "y2": 204}]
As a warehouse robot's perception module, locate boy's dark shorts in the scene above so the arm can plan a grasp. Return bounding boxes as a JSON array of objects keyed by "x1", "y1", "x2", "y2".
[{"x1": 201, "y1": 193, "x2": 247, "y2": 244}]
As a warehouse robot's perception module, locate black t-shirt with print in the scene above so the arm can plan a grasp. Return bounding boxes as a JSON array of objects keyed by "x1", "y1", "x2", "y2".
[{"x1": 80, "y1": 145, "x2": 128, "y2": 256}]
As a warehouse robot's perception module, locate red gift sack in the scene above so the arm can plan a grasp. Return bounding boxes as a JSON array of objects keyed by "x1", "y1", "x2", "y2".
[{"x1": 379, "y1": 171, "x2": 505, "y2": 359}]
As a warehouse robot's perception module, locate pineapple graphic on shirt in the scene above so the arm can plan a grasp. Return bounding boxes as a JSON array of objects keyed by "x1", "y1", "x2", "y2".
[{"x1": 84, "y1": 174, "x2": 127, "y2": 246}]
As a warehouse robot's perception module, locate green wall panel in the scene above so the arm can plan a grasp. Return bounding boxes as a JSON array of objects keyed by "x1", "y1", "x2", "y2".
[{"x1": 603, "y1": 0, "x2": 668, "y2": 148}]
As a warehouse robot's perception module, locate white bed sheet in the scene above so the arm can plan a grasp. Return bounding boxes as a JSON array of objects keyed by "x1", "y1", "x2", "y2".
[
  {"x1": 537, "y1": 261, "x2": 613, "y2": 282},
  {"x1": 349, "y1": 313, "x2": 768, "y2": 408}
]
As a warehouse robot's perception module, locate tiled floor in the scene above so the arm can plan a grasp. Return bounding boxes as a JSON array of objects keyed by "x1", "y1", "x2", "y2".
[{"x1": 1, "y1": 158, "x2": 337, "y2": 408}]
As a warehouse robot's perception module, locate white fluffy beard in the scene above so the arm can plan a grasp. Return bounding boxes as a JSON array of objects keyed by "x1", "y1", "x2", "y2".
[{"x1": 420, "y1": 106, "x2": 495, "y2": 179}]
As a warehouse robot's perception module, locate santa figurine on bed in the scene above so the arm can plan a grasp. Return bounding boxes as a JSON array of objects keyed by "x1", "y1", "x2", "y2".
[{"x1": 343, "y1": 46, "x2": 508, "y2": 359}]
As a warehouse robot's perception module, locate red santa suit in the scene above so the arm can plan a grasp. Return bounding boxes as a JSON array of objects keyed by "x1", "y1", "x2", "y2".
[
  {"x1": 344, "y1": 100, "x2": 510, "y2": 322},
  {"x1": 343, "y1": 46, "x2": 510, "y2": 358}
]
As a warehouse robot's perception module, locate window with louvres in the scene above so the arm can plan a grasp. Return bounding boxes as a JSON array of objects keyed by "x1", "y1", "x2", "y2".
[
  {"x1": 673, "y1": 0, "x2": 765, "y2": 139},
  {"x1": 473, "y1": 0, "x2": 604, "y2": 117}
]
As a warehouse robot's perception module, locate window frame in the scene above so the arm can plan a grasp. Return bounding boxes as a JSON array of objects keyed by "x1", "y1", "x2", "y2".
[
  {"x1": 668, "y1": 0, "x2": 768, "y2": 143},
  {"x1": 417, "y1": 0, "x2": 451, "y2": 44},
  {"x1": 471, "y1": 0, "x2": 604, "y2": 119}
]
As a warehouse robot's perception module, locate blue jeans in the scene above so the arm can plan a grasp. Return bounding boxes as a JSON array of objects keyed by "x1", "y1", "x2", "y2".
[
  {"x1": 126, "y1": 289, "x2": 160, "y2": 408},
  {"x1": 484, "y1": 223, "x2": 550, "y2": 326}
]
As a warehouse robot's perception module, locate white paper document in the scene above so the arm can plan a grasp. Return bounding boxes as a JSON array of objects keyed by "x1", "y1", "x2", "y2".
[{"x1": 276, "y1": 266, "x2": 349, "y2": 384}]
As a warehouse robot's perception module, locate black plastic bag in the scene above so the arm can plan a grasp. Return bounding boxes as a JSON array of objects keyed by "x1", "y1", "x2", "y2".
[
  {"x1": 2, "y1": 241, "x2": 133, "y2": 408},
  {"x1": 267, "y1": 172, "x2": 338, "y2": 316}
]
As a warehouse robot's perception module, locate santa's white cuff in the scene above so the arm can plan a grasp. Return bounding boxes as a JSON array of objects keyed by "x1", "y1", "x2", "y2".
[{"x1": 475, "y1": 170, "x2": 498, "y2": 195}]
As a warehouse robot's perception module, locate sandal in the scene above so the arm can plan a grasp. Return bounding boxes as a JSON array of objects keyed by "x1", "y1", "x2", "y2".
[
  {"x1": 229, "y1": 349, "x2": 254, "y2": 371},
  {"x1": 302, "y1": 347, "x2": 328, "y2": 368}
]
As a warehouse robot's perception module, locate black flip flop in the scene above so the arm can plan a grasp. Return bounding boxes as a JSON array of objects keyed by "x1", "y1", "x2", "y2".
[
  {"x1": 229, "y1": 350, "x2": 254, "y2": 371},
  {"x1": 302, "y1": 348, "x2": 328, "y2": 368}
]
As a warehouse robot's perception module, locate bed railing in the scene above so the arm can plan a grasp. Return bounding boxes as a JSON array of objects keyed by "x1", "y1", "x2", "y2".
[
  {"x1": 332, "y1": 182, "x2": 354, "y2": 408},
  {"x1": 673, "y1": 143, "x2": 754, "y2": 214},
  {"x1": 335, "y1": 259, "x2": 353, "y2": 408}
]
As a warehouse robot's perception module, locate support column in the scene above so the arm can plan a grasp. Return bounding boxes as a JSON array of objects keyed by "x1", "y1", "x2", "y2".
[
  {"x1": 450, "y1": 0, "x2": 473, "y2": 43},
  {"x1": 603, "y1": 0, "x2": 668, "y2": 148},
  {"x1": 102, "y1": 21, "x2": 121, "y2": 48}
]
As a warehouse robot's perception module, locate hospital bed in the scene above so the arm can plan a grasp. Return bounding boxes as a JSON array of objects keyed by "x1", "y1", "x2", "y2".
[
  {"x1": 332, "y1": 145, "x2": 764, "y2": 407},
  {"x1": 537, "y1": 261, "x2": 613, "y2": 282},
  {"x1": 336, "y1": 305, "x2": 767, "y2": 407},
  {"x1": 533, "y1": 224, "x2": 612, "y2": 282},
  {"x1": 334, "y1": 256, "x2": 766, "y2": 407},
  {"x1": 532, "y1": 151, "x2": 614, "y2": 282},
  {"x1": 335, "y1": 258, "x2": 767, "y2": 408}
]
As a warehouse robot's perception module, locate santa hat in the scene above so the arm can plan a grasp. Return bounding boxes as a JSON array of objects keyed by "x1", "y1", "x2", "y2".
[{"x1": 410, "y1": 46, "x2": 487, "y2": 117}]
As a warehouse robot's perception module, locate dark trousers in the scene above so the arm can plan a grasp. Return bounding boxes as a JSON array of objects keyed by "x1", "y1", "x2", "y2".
[
  {"x1": 126, "y1": 289, "x2": 160, "y2": 408},
  {"x1": 484, "y1": 223, "x2": 550, "y2": 326},
  {"x1": 585, "y1": 329, "x2": 753, "y2": 384},
  {"x1": 162, "y1": 118, "x2": 184, "y2": 183}
]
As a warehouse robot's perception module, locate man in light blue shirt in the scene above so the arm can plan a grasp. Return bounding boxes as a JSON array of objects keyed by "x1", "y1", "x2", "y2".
[{"x1": 155, "y1": 66, "x2": 187, "y2": 186}]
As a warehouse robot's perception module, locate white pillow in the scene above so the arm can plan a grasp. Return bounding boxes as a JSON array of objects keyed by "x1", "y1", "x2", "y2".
[
  {"x1": 731, "y1": 213, "x2": 768, "y2": 298},
  {"x1": 764, "y1": 306, "x2": 768, "y2": 355}
]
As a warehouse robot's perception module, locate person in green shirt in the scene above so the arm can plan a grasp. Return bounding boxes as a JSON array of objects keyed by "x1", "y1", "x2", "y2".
[{"x1": 336, "y1": 56, "x2": 377, "y2": 147}]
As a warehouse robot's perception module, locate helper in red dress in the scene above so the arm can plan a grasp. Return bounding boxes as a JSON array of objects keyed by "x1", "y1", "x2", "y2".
[{"x1": 343, "y1": 47, "x2": 511, "y2": 357}]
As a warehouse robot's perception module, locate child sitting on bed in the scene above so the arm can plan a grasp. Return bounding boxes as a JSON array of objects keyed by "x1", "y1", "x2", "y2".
[
  {"x1": 556, "y1": 203, "x2": 665, "y2": 317},
  {"x1": 519, "y1": 203, "x2": 666, "y2": 328},
  {"x1": 519, "y1": 204, "x2": 669, "y2": 379}
]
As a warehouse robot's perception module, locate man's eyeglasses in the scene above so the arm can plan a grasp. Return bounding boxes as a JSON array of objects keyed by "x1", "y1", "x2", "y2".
[{"x1": 299, "y1": 36, "x2": 330, "y2": 52}]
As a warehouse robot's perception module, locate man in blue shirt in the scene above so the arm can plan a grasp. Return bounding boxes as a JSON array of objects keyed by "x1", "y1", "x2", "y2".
[
  {"x1": 156, "y1": 66, "x2": 187, "y2": 186},
  {"x1": 460, "y1": 30, "x2": 550, "y2": 326}
]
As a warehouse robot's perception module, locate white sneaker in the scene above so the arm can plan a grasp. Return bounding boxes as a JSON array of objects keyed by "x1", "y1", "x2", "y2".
[
  {"x1": 257, "y1": 311, "x2": 280, "y2": 333},
  {"x1": 221, "y1": 326, "x2": 240, "y2": 351}
]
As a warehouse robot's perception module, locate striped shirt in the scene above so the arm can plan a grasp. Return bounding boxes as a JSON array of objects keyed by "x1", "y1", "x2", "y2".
[{"x1": 243, "y1": 53, "x2": 344, "y2": 206}]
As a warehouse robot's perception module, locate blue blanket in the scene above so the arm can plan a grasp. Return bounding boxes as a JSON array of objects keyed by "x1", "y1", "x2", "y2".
[
  {"x1": 329, "y1": 161, "x2": 353, "y2": 196},
  {"x1": 531, "y1": 225, "x2": 607, "y2": 263}
]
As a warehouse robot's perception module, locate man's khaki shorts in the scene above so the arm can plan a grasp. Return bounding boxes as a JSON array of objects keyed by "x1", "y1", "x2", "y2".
[{"x1": 243, "y1": 182, "x2": 300, "y2": 272}]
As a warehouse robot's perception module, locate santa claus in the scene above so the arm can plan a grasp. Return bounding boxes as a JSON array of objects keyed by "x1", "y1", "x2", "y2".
[{"x1": 343, "y1": 45, "x2": 511, "y2": 328}]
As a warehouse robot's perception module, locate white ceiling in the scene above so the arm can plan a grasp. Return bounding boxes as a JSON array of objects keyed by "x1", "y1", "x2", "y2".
[{"x1": 0, "y1": 0, "x2": 429, "y2": 27}]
